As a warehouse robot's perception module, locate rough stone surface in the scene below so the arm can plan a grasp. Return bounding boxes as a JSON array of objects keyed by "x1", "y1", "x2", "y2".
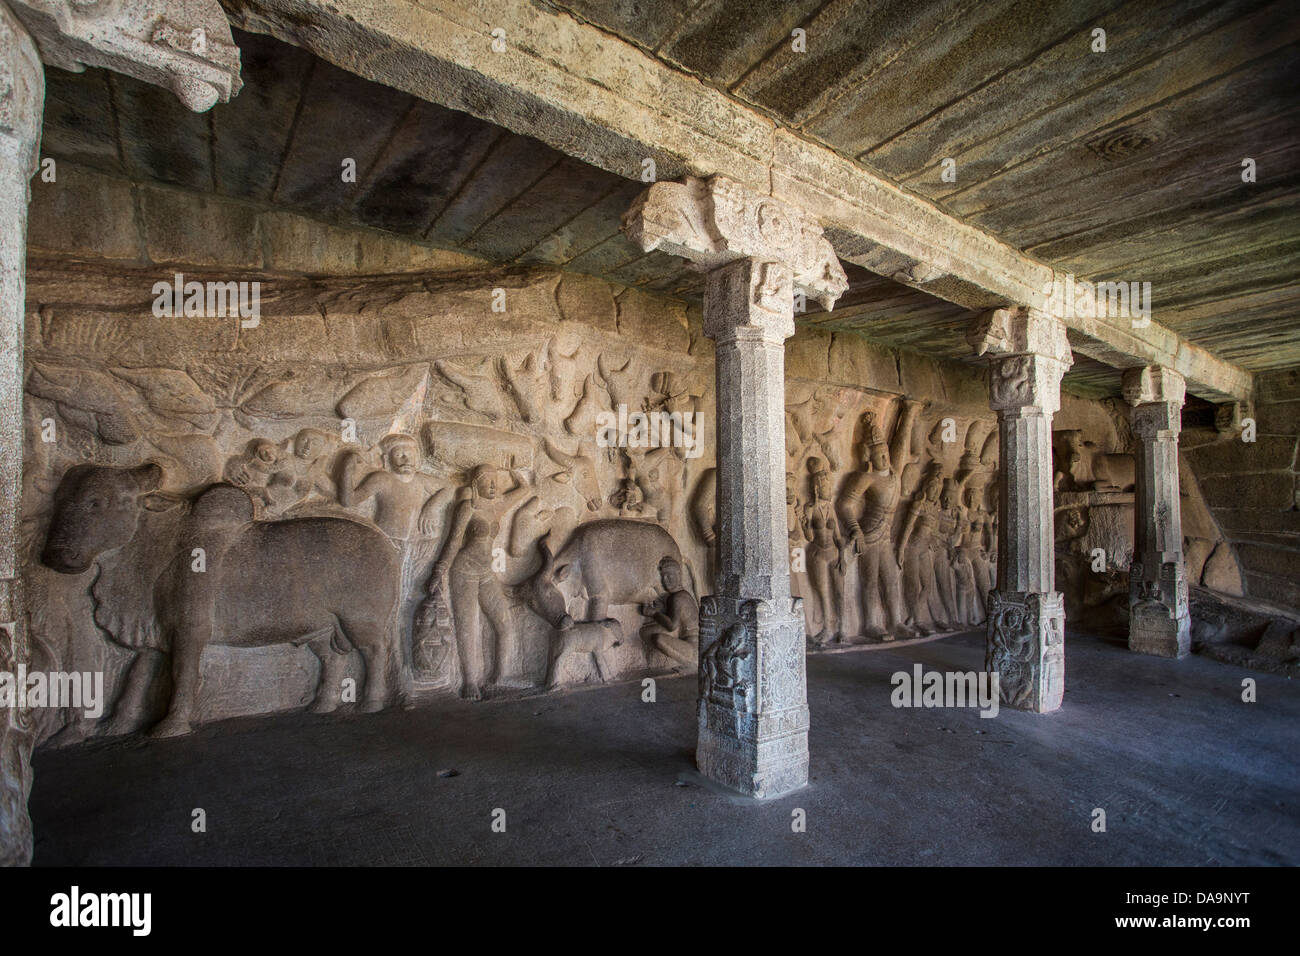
[{"x1": 218, "y1": 0, "x2": 1252, "y2": 402}]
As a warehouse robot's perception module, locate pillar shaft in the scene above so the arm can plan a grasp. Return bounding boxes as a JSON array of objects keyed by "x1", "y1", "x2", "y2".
[
  {"x1": 969, "y1": 309, "x2": 1072, "y2": 713},
  {"x1": 1123, "y1": 366, "x2": 1190, "y2": 658},
  {"x1": 0, "y1": 0, "x2": 44, "y2": 867}
]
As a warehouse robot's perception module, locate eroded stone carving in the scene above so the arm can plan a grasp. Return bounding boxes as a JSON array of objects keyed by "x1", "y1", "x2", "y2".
[
  {"x1": 838, "y1": 401, "x2": 922, "y2": 640},
  {"x1": 9, "y1": 0, "x2": 243, "y2": 111},
  {"x1": 42, "y1": 463, "x2": 403, "y2": 736},
  {"x1": 622, "y1": 175, "x2": 849, "y2": 309}
]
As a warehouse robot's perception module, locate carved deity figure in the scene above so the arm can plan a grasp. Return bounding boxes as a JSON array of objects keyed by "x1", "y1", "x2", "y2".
[
  {"x1": 961, "y1": 484, "x2": 993, "y2": 624},
  {"x1": 420, "y1": 463, "x2": 534, "y2": 700},
  {"x1": 802, "y1": 457, "x2": 844, "y2": 646},
  {"x1": 639, "y1": 557, "x2": 699, "y2": 669},
  {"x1": 702, "y1": 622, "x2": 751, "y2": 707},
  {"x1": 786, "y1": 471, "x2": 812, "y2": 634},
  {"x1": 947, "y1": 479, "x2": 984, "y2": 627},
  {"x1": 609, "y1": 476, "x2": 646, "y2": 517},
  {"x1": 897, "y1": 464, "x2": 950, "y2": 635},
  {"x1": 837, "y1": 400, "x2": 922, "y2": 640}
]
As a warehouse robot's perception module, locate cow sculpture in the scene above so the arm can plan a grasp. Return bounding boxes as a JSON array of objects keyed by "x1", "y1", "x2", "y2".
[{"x1": 42, "y1": 463, "x2": 403, "y2": 738}]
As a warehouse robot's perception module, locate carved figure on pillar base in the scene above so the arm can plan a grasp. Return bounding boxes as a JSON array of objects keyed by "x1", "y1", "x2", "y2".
[
  {"x1": 1128, "y1": 560, "x2": 1191, "y2": 658},
  {"x1": 986, "y1": 591, "x2": 1065, "y2": 713},
  {"x1": 696, "y1": 596, "x2": 808, "y2": 800}
]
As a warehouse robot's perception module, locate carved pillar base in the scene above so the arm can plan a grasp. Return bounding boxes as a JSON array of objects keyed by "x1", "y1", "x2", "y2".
[
  {"x1": 1128, "y1": 561, "x2": 1191, "y2": 658},
  {"x1": 986, "y1": 590, "x2": 1065, "y2": 713},
  {"x1": 697, "y1": 596, "x2": 808, "y2": 798}
]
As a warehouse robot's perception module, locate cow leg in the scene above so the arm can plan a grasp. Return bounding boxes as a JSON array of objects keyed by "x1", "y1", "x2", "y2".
[
  {"x1": 308, "y1": 637, "x2": 348, "y2": 714},
  {"x1": 99, "y1": 649, "x2": 165, "y2": 737},
  {"x1": 149, "y1": 633, "x2": 204, "y2": 738},
  {"x1": 355, "y1": 630, "x2": 392, "y2": 713}
]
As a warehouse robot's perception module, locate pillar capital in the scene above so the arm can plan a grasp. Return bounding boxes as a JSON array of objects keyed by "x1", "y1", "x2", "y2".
[
  {"x1": 969, "y1": 307, "x2": 1072, "y2": 416},
  {"x1": 702, "y1": 257, "x2": 795, "y2": 343},
  {"x1": 8, "y1": 0, "x2": 242, "y2": 111},
  {"x1": 967, "y1": 306, "x2": 1073, "y2": 363},
  {"x1": 622, "y1": 174, "x2": 849, "y2": 310},
  {"x1": 0, "y1": 2, "x2": 43, "y2": 171},
  {"x1": 1122, "y1": 365, "x2": 1186, "y2": 407}
]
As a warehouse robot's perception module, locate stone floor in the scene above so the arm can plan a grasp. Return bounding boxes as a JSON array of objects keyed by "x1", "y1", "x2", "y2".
[{"x1": 28, "y1": 629, "x2": 1299, "y2": 866}]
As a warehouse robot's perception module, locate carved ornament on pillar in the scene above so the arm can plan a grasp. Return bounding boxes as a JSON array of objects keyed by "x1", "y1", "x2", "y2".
[
  {"x1": 8, "y1": 0, "x2": 243, "y2": 111},
  {"x1": 621, "y1": 174, "x2": 849, "y2": 310}
]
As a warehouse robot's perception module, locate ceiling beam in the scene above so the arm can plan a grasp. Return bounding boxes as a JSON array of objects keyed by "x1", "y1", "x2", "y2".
[{"x1": 219, "y1": 0, "x2": 1253, "y2": 402}]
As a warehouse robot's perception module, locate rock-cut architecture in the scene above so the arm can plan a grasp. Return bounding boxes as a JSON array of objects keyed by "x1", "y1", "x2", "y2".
[{"x1": 2, "y1": 0, "x2": 1297, "y2": 865}]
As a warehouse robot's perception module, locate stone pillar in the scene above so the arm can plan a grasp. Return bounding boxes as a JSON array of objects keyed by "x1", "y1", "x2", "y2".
[
  {"x1": 968, "y1": 307, "x2": 1073, "y2": 713},
  {"x1": 623, "y1": 175, "x2": 847, "y2": 797},
  {"x1": 0, "y1": 0, "x2": 242, "y2": 866},
  {"x1": 1122, "y1": 365, "x2": 1190, "y2": 658},
  {"x1": 0, "y1": 0, "x2": 44, "y2": 868}
]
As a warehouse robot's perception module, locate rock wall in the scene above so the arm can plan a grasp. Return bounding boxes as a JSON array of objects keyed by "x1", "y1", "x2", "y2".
[
  {"x1": 16, "y1": 169, "x2": 1167, "y2": 744},
  {"x1": 1183, "y1": 369, "x2": 1300, "y2": 610}
]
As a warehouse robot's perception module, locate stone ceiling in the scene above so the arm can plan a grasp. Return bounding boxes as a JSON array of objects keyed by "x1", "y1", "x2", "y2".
[
  {"x1": 37, "y1": 0, "x2": 1300, "y2": 399},
  {"x1": 549, "y1": 0, "x2": 1300, "y2": 372}
]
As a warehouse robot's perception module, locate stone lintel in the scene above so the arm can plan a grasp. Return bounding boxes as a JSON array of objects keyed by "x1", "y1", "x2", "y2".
[
  {"x1": 623, "y1": 175, "x2": 848, "y2": 311},
  {"x1": 221, "y1": 0, "x2": 1254, "y2": 403},
  {"x1": 9, "y1": 0, "x2": 243, "y2": 111}
]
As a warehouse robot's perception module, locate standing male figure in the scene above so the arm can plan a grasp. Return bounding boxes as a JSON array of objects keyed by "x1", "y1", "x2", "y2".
[{"x1": 837, "y1": 400, "x2": 923, "y2": 640}]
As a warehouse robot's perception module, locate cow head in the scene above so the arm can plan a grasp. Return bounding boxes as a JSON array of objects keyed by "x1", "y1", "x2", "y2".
[{"x1": 42, "y1": 463, "x2": 170, "y2": 574}]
